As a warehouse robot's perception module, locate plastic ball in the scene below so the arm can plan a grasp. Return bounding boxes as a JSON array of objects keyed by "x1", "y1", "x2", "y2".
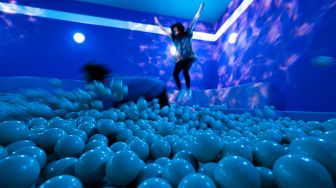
[
  {"x1": 289, "y1": 136, "x2": 336, "y2": 177},
  {"x1": 221, "y1": 141, "x2": 253, "y2": 162},
  {"x1": 12, "y1": 146, "x2": 47, "y2": 168},
  {"x1": 48, "y1": 118, "x2": 74, "y2": 133},
  {"x1": 43, "y1": 157, "x2": 78, "y2": 179},
  {"x1": 0, "y1": 155, "x2": 40, "y2": 188},
  {"x1": 256, "y1": 167, "x2": 276, "y2": 188},
  {"x1": 162, "y1": 158, "x2": 196, "y2": 187},
  {"x1": 110, "y1": 142, "x2": 129, "y2": 153},
  {"x1": 273, "y1": 154, "x2": 334, "y2": 188},
  {"x1": 39, "y1": 175, "x2": 83, "y2": 188},
  {"x1": 37, "y1": 128, "x2": 67, "y2": 152},
  {"x1": 54, "y1": 135, "x2": 85, "y2": 158},
  {"x1": 67, "y1": 129, "x2": 88, "y2": 143},
  {"x1": 178, "y1": 173, "x2": 216, "y2": 188},
  {"x1": 105, "y1": 150, "x2": 143, "y2": 186},
  {"x1": 138, "y1": 177, "x2": 172, "y2": 188},
  {"x1": 214, "y1": 156, "x2": 260, "y2": 188},
  {"x1": 116, "y1": 129, "x2": 134, "y2": 142},
  {"x1": 191, "y1": 132, "x2": 221, "y2": 162},
  {"x1": 157, "y1": 121, "x2": 174, "y2": 136},
  {"x1": 173, "y1": 150, "x2": 199, "y2": 170},
  {"x1": 87, "y1": 134, "x2": 108, "y2": 144},
  {"x1": 171, "y1": 140, "x2": 189, "y2": 155},
  {"x1": 155, "y1": 157, "x2": 170, "y2": 167},
  {"x1": 137, "y1": 98, "x2": 148, "y2": 111},
  {"x1": 0, "y1": 146, "x2": 8, "y2": 160},
  {"x1": 197, "y1": 162, "x2": 217, "y2": 181},
  {"x1": 129, "y1": 139, "x2": 149, "y2": 160},
  {"x1": 84, "y1": 139, "x2": 108, "y2": 152},
  {"x1": 78, "y1": 122, "x2": 97, "y2": 137},
  {"x1": 96, "y1": 119, "x2": 116, "y2": 136},
  {"x1": 0, "y1": 121, "x2": 29, "y2": 146},
  {"x1": 253, "y1": 140, "x2": 287, "y2": 168},
  {"x1": 74, "y1": 149, "x2": 109, "y2": 184},
  {"x1": 136, "y1": 163, "x2": 163, "y2": 185},
  {"x1": 149, "y1": 139, "x2": 171, "y2": 160},
  {"x1": 320, "y1": 130, "x2": 336, "y2": 142},
  {"x1": 6, "y1": 140, "x2": 36, "y2": 154}
]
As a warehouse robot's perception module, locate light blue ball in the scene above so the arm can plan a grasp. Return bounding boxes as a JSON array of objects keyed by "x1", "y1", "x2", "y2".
[
  {"x1": 6, "y1": 140, "x2": 36, "y2": 154},
  {"x1": 320, "y1": 130, "x2": 336, "y2": 142},
  {"x1": 110, "y1": 142, "x2": 129, "y2": 153},
  {"x1": 39, "y1": 175, "x2": 83, "y2": 188},
  {"x1": 129, "y1": 139, "x2": 149, "y2": 160},
  {"x1": 162, "y1": 158, "x2": 196, "y2": 187},
  {"x1": 48, "y1": 118, "x2": 75, "y2": 133},
  {"x1": 256, "y1": 167, "x2": 276, "y2": 188},
  {"x1": 12, "y1": 146, "x2": 47, "y2": 168},
  {"x1": 138, "y1": 177, "x2": 172, "y2": 188},
  {"x1": 221, "y1": 141, "x2": 253, "y2": 162},
  {"x1": 27, "y1": 117, "x2": 48, "y2": 128},
  {"x1": 150, "y1": 139, "x2": 171, "y2": 160},
  {"x1": 136, "y1": 163, "x2": 163, "y2": 185},
  {"x1": 74, "y1": 149, "x2": 109, "y2": 184},
  {"x1": 253, "y1": 140, "x2": 287, "y2": 168},
  {"x1": 0, "y1": 121, "x2": 29, "y2": 146},
  {"x1": 68, "y1": 129, "x2": 88, "y2": 143},
  {"x1": 97, "y1": 119, "x2": 116, "y2": 136},
  {"x1": 78, "y1": 122, "x2": 97, "y2": 137},
  {"x1": 54, "y1": 135, "x2": 85, "y2": 158},
  {"x1": 0, "y1": 155, "x2": 40, "y2": 188},
  {"x1": 42, "y1": 157, "x2": 78, "y2": 179},
  {"x1": 197, "y1": 162, "x2": 217, "y2": 181},
  {"x1": 84, "y1": 139, "x2": 107, "y2": 152},
  {"x1": 155, "y1": 157, "x2": 170, "y2": 167},
  {"x1": 178, "y1": 173, "x2": 216, "y2": 188},
  {"x1": 0, "y1": 146, "x2": 8, "y2": 160},
  {"x1": 171, "y1": 140, "x2": 189, "y2": 155},
  {"x1": 174, "y1": 150, "x2": 199, "y2": 170},
  {"x1": 116, "y1": 129, "x2": 134, "y2": 142},
  {"x1": 290, "y1": 136, "x2": 336, "y2": 177},
  {"x1": 37, "y1": 128, "x2": 67, "y2": 152},
  {"x1": 214, "y1": 156, "x2": 260, "y2": 188},
  {"x1": 87, "y1": 134, "x2": 108, "y2": 144},
  {"x1": 106, "y1": 150, "x2": 143, "y2": 186},
  {"x1": 273, "y1": 154, "x2": 334, "y2": 188},
  {"x1": 191, "y1": 132, "x2": 221, "y2": 162}
]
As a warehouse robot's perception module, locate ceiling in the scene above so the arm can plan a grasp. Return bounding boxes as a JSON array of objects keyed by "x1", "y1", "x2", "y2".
[{"x1": 76, "y1": 0, "x2": 232, "y2": 23}]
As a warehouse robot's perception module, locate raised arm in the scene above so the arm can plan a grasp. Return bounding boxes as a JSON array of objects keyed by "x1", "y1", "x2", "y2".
[
  {"x1": 189, "y1": 2, "x2": 205, "y2": 32},
  {"x1": 154, "y1": 16, "x2": 172, "y2": 37}
]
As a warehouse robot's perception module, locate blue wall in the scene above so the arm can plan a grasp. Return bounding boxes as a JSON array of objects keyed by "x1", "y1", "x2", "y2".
[
  {"x1": 0, "y1": 0, "x2": 217, "y2": 90},
  {"x1": 215, "y1": 0, "x2": 336, "y2": 112}
]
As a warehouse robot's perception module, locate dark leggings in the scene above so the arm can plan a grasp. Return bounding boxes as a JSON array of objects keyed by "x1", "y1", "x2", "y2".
[{"x1": 173, "y1": 57, "x2": 196, "y2": 90}]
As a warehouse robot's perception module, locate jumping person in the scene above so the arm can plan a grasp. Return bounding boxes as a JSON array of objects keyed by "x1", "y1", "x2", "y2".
[{"x1": 154, "y1": 2, "x2": 205, "y2": 102}]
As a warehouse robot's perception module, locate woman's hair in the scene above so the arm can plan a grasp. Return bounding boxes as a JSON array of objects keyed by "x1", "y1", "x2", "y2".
[
  {"x1": 170, "y1": 22, "x2": 186, "y2": 40},
  {"x1": 82, "y1": 61, "x2": 110, "y2": 83}
]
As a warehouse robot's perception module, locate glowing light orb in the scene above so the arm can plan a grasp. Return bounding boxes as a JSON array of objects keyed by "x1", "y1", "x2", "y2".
[
  {"x1": 73, "y1": 33, "x2": 85, "y2": 44},
  {"x1": 170, "y1": 46, "x2": 177, "y2": 56},
  {"x1": 228, "y1": 32, "x2": 238, "y2": 44}
]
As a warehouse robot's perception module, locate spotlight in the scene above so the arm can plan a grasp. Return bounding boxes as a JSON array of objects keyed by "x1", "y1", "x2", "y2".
[
  {"x1": 228, "y1": 32, "x2": 238, "y2": 44},
  {"x1": 73, "y1": 32, "x2": 85, "y2": 44},
  {"x1": 170, "y1": 46, "x2": 177, "y2": 56}
]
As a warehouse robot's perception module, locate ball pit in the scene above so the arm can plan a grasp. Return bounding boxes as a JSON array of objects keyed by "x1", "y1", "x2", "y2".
[{"x1": 0, "y1": 80, "x2": 335, "y2": 187}]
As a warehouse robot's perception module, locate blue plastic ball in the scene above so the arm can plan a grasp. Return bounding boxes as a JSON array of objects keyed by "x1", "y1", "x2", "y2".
[
  {"x1": 136, "y1": 163, "x2": 163, "y2": 185},
  {"x1": 0, "y1": 155, "x2": 40, "y2": 187},
  {"x1": 162, "y1": 158, "x2": 196, "y2": 187},
  {"x1": 138, "y1": 177, "x2": 172, "y2": 188},
  {"x1": 155, "y1": 157, "x2": 170, "y2": 167},
  {"x1": 221, "y1": 141, "x2": 253, "y2": 162},
  {"x1": 0, "y1": 121, "x2": 29, "y2": 146},
  {"x1": 253, "y1": 140, "x2": 287, "y2": 168},
  {"x1": 87, "y1": 134, "x2": 108, "y2": 144},
  {"x1": 43, "y1": 157, "x2": 78, "y2": 179},
  {"x1": 6, "y1": 140, "x2": 36, "y2": 154},
  {"x1": 214, "y1": 156, "x2": 260, "y2": 188},
  {"x1": 273, "y1": 154, "x2": 334, "y2": 188},
  {"x1": 256, "y1": 167, "x2": 276, "y2": 188},
  {"x1": 197, "y1": 162, "x2": 217, "y2": 181},
  {"x1": 39, "y1": 175, "x2": 83, "y2": 188},
  {"x1": 68, "y1": 129, "x2": 88, "y2": 143},
  {"x1": 129, "y1": 139, "x2": 149, "y2": 160},
  {"x1": 54, "y1": 135, "x2": 85, "y2": 158},
  {"x1": 0, "y1": 146, "x2": 8, "y2": 160},
  {"x1": 38, "y1": 128, "x2": 67, "y2": 152},
  {"x1": 74, "y1": 149, "x2": 109, "y2": 184},
  {"x1": 12, "y1": 146, "x2": 47, "y2": 168},
  {"x1": 110, "y1": 142, "x2": 129, "y2": 153},
  {"x1": 106, "y1": 150, "x2": 143, "y2": 186},
  {"x1": 191, "y1": 132, "x2": 221, "y2": 162},
  {"x1": 178, "y1": 173, "x2": 216, "y2": 188}
]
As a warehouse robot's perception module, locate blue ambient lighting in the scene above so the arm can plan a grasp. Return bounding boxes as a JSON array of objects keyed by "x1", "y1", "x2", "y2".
[
  {"x1": 73, "y1": 32, "x2": 85, "y2": 43},
  {"x1": 0, "y1": 0, "x2": 254, "y2": 42}
]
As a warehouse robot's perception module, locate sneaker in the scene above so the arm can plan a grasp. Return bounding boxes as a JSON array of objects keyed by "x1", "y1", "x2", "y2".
[
  {"x1": 187, "y1": 89, "x2": 192, "y2": 98},
  {"x1": 177, "y1": 89, "x2": 185, "y2": 102}
]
